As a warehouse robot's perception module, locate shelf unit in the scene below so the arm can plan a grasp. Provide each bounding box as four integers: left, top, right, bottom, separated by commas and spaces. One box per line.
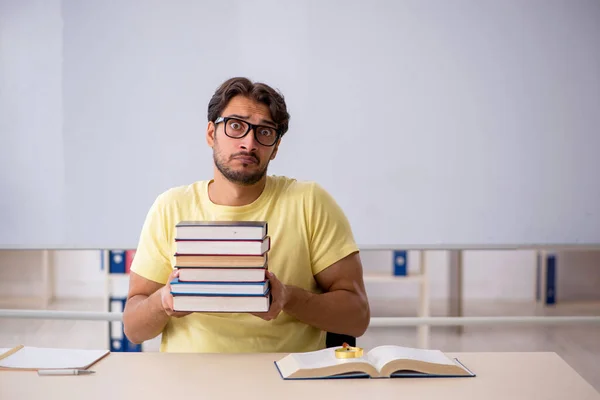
102, 249, 141, 352
101, 249, 430, 351
363, 250, 430, 349
0, 250, 55, 309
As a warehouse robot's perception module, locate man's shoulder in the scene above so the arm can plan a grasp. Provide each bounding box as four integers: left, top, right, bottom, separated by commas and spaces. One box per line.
269, 176, 342, 215
269, 175, 324, 198
152, 180, 207, 208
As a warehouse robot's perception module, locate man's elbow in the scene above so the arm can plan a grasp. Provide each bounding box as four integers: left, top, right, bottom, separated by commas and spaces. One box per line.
122, 313, 142, 345
123, 326, 142, 345
122, 303, 154, 345
350, 296, 371, 337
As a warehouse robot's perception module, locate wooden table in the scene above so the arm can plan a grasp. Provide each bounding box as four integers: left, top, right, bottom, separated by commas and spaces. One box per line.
1, 352, 598, 399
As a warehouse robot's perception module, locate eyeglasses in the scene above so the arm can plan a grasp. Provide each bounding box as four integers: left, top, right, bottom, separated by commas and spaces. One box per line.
215, 116, 280, 147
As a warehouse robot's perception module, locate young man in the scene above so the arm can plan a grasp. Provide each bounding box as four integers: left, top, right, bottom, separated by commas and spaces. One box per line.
123, 77, 370, 353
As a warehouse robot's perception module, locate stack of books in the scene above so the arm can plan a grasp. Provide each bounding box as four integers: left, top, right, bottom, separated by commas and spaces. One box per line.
170, 221, 271, 313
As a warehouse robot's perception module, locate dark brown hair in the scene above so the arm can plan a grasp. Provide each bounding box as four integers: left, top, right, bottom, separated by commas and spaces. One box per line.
207, 77, 290, 137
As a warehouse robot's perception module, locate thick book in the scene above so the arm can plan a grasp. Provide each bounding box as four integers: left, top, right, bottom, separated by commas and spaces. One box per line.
175, 236, 270, 256
175, 221, 268, 240
170, 277, 269, 295
275, 345, 475, 379
174, 253, 268, 268
177, 267, 267, 282
172, 290, 271, 312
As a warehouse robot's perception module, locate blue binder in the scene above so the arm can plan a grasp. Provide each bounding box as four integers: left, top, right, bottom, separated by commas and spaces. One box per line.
536, 252, 556, 305
393, 250, 407, 276
546, 255, 556, 305
109, 250, 126, 274
109, 297, 141, 352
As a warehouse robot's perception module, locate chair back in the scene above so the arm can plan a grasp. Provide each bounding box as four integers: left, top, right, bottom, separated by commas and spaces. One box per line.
325, 332, 356, 348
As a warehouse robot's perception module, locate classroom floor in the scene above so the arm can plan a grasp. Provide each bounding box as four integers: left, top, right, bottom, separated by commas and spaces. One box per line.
1, 297, 599, 392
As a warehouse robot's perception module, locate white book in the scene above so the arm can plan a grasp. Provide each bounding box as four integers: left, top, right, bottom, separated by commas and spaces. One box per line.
175, 221, 267, 240
177, 267, 266, 282
175, 236, 270, 255
0, 346, 109, 370
172, 291, 271, 313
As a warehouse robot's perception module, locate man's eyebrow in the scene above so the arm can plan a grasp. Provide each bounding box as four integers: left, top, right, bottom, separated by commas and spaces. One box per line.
259, 119, 277, 128
228, 114, 277, 128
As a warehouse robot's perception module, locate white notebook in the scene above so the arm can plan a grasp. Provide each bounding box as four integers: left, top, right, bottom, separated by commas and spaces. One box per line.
0, 345, 110, 370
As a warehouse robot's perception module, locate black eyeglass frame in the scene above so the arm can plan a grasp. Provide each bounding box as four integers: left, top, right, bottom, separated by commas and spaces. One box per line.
214, 116, 281, 147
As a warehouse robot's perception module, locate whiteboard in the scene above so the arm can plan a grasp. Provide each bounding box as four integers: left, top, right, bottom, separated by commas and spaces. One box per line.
1, 0, 600, 249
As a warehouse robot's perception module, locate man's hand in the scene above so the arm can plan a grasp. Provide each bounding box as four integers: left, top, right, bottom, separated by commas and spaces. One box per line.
252, 271, 290, 321
123, 269, 192, 344
160, 269, 192, 318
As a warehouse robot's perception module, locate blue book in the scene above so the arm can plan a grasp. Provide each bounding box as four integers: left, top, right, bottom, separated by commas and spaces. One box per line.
274, 345, 476, 380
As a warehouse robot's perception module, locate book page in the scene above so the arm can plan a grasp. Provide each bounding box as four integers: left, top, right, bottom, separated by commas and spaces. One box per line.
0, 347, 109, 369
367, 345, 454, 373
292, 347, 369, 370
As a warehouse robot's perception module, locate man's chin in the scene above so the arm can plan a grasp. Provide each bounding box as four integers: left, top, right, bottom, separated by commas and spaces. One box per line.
224, 171, 266, 186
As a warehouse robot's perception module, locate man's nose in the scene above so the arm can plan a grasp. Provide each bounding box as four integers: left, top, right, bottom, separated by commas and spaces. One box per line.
239, 128, 259, 151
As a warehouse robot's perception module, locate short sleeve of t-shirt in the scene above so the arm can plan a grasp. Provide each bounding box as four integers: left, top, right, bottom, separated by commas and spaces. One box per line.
129, 192, 174, 284
307, 183, 360, 275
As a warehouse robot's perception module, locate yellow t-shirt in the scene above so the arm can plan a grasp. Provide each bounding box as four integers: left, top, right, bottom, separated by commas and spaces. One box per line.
130, 175, 359, 353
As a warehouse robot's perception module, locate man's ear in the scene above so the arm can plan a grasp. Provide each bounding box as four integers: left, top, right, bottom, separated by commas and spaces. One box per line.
206, 121, 216, 147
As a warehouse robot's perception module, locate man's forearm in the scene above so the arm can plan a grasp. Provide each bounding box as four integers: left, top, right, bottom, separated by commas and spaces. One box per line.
123, 290, 169, 344
283, 286, 370, 338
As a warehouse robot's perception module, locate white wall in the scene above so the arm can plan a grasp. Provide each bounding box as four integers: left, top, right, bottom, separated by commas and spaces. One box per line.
0, 0, 66, 248
3, 0, 600, 250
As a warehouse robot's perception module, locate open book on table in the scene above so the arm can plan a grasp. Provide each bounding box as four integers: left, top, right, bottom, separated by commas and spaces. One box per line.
275, 345, 475, 379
